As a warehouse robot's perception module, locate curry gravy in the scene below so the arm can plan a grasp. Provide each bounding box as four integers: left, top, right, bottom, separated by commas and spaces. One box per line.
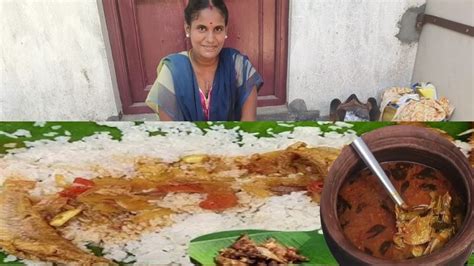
337, 161, 464, 260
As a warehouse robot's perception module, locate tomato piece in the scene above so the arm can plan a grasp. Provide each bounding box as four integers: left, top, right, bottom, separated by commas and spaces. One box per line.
156, 183, 206, 193
199, 191, 238, 210
59, 186, 90, 198
59, 177, 95, 198
72, 177, 95, 187
307, 179, 324, 194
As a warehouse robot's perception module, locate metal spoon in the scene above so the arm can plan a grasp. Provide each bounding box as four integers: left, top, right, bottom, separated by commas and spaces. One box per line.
351, 137, 409, 210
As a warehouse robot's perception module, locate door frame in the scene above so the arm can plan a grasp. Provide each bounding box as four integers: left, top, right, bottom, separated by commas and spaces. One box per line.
102, 0, 289, 114
259, 0, 289, 107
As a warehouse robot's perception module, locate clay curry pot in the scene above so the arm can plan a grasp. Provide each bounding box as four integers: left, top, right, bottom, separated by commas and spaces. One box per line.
320, 125, 473, 265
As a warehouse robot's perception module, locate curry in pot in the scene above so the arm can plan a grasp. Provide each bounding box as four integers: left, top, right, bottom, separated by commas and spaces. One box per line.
338, 161, 465, 260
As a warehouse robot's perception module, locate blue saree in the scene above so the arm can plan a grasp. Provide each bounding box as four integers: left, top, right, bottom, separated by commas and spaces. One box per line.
146, 48, 263, 121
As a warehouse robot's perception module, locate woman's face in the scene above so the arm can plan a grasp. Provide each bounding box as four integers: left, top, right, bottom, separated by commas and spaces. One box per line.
186, 7, 227, 60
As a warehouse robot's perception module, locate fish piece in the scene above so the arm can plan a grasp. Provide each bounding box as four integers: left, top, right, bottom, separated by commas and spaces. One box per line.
242, 142, 339, 177
230, 235, 260, 254
0, 186, 112, 265
423, 229, 453, 255
440, 192, 452, 224
261, 238, 308, 262
269, 185, 307, 195
215, 235, 308, 265
215, 255, 248, 265
394, 192, 458, 256
397, 212, 433, 245
255, 246, 286, 263
411, 245, 425, 257
33, 195, 69, 218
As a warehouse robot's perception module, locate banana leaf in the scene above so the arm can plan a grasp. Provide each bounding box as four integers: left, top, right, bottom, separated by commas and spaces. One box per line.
469, 255, 474, 265
0, 121, 472, 264
0, 122, 471, 155
188, 229, 337, 265
0, 122, 123, 154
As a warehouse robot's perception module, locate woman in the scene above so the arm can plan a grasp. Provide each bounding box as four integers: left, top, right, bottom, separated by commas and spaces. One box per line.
146, 0, 263, 121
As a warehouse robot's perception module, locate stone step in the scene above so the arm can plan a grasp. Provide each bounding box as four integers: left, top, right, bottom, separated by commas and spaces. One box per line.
117, 105, 321, 121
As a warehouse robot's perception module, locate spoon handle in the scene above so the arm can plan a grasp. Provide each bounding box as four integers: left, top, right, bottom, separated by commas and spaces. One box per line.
351, 137, 407, 208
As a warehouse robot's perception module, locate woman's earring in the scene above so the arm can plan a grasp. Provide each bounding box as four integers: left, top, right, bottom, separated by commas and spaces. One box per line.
186, 33, 190, 38
225, 35, 228, 39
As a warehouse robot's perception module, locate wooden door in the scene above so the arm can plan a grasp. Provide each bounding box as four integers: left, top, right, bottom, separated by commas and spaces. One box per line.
103, 0, 289, 114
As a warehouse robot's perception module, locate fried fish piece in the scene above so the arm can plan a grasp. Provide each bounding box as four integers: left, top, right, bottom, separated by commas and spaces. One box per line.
0, 186, 112, 265
215, 235, 308, 265
243, 142, 340, 177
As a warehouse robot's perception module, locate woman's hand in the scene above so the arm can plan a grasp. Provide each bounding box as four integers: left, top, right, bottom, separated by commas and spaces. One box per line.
241, 86, 258, 121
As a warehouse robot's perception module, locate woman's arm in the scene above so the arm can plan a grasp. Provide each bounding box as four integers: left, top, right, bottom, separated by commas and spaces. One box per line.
241, 86, 258, 121
158, 108, 174, 121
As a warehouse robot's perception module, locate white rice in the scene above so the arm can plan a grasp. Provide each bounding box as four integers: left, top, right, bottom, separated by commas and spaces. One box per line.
458, 128, 474, 136
454, 140, 472, 157
0, 132, 17, 139
2, 143, 17, 148
33, 121, 47, 127
3, 255, 18, 263
42, 132, 59, 137
12, 129, 32, 138
0, 122, 469, 264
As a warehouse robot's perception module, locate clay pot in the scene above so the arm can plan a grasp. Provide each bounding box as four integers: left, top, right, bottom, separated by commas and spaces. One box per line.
320, 125, 473, 265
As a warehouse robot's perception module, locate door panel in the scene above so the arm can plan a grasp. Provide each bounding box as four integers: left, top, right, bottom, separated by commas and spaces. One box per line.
103, 0, 288, 114
225, 0, 276, 97
118, 0, 188, 104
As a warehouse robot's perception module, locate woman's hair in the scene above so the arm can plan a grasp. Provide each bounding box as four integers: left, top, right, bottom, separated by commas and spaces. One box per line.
185, 0, 229, 26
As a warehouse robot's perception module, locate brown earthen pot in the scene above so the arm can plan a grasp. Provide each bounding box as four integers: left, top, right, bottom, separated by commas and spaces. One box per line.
320, 125, 473, 265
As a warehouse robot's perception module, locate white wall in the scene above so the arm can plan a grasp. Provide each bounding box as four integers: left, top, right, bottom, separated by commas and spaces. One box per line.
288, 0, 426, 116
412, 0, 474, 120
0, 0, 119, 121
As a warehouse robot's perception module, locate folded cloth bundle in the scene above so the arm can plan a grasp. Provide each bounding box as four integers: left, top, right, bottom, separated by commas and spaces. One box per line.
379, 85, 454, 122
392, 97, 454, 121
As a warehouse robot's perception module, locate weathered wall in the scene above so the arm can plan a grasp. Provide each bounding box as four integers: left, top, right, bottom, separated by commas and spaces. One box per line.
0, 0, 119, 121
412, 0, 473, 120
288, 0, 426, 117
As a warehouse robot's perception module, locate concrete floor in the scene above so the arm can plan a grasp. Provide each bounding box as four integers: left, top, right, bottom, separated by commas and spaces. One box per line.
120, 105, 323, 121
121, 113, 159, 121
